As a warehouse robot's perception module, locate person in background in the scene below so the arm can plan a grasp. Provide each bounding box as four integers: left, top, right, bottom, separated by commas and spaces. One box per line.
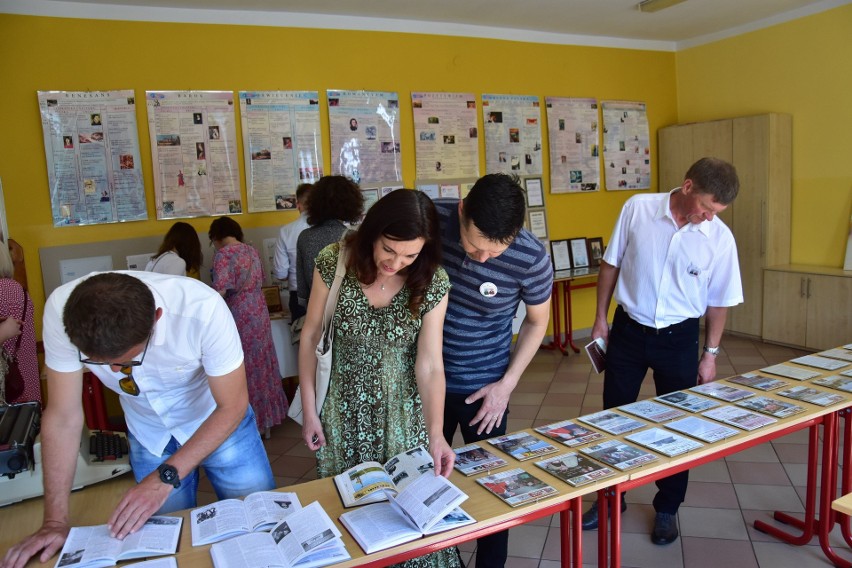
582, 157, 743, 545
145, 221, 203, 279
434, 173, 553, 568
296, 175, 363, 308
300, 190, 459, 568
209, 217, 288, 435
0, 242, 39, 405
273, 183, 313, 321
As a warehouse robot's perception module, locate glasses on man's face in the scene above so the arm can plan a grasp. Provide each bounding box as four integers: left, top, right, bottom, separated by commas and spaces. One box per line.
79, 334, 151, 397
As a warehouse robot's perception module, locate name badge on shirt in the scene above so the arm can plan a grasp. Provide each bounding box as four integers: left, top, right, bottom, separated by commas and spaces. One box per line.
479, 282, 498, 297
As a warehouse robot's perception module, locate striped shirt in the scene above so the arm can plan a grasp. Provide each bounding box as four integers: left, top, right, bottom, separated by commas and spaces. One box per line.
435, 200, 553, 394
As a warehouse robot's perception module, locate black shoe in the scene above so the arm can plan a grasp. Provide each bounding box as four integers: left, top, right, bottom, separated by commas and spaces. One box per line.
581, 497, 628, 531
651, 512, 679, 545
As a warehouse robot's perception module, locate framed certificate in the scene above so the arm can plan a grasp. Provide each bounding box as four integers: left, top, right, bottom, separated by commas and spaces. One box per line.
528, 210, 548, 240
587, 237, 604, 267
570, 238, 590, 268
524, 177, 544, 208
550, 240, 572, 271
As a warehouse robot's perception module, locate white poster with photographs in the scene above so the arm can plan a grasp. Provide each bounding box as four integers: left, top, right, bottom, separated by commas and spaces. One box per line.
545, 97, 601, 193
411, 92, 480, 181
328, 90, 401, 186
601, 100, 652, 191
146, 91, 241, 219
482, 94, 543, 176
239, 91, 324, 212
38, 90, 148, 227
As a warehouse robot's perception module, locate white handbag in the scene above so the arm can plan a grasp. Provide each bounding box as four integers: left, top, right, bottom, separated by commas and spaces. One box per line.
288, 244, 348, 426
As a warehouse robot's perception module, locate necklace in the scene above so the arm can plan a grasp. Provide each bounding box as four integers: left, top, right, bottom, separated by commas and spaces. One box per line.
361, 279, 386, 291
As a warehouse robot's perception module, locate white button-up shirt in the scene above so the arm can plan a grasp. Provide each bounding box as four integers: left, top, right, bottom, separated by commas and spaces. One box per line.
272, 213, 310, 289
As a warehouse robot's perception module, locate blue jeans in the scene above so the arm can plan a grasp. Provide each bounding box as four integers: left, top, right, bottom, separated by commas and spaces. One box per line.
128, 406, 275, 514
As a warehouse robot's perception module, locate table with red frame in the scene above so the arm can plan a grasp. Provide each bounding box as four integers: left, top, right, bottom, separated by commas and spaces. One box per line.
544, 268, 600, 355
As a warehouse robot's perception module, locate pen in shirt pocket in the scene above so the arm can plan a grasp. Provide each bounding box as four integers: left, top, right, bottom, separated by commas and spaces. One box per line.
687, 263, 700, 277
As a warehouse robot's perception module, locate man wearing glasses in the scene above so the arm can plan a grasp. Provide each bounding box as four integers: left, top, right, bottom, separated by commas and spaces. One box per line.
3, 272, 274, 568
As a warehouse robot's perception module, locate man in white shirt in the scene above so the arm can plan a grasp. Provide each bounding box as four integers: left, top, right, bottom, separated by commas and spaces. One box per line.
273, 183, 313, 321
582, 158, 743, 545
3, 272, 274, 568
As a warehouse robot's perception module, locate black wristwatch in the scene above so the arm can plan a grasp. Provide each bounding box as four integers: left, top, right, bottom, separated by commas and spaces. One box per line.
157, 463, 181, 488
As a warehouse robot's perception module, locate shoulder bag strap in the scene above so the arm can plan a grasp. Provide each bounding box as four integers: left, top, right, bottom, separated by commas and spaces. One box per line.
320, 243, 348, 329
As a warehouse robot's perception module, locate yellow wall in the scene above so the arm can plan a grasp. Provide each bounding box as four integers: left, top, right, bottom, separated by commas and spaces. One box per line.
0, 13, 677, 335
675, 4, 852, 267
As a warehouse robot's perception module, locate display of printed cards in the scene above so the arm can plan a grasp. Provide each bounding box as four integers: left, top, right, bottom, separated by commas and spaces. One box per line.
702, 406, 777, 431
789, 355, 849, 371
476, 468, 559, 507
579, 440, 658, 471
813, 375, 852, 393
487, 432, 558, 461
760, 364, 821, 381
725, 373, 788, 391
618, 400, 685, 423
665, 416, 740, 443
655, 391, 721, 412
690, 383, 755, 402
534, 452, 616, 487
625, 428, 704, 457
577, 410, 645, 435
453, 444, 508, 476
735, 396, 806, 418
534, 420, 604, 447
818, 349, 852, 363
776, 385, 846, 407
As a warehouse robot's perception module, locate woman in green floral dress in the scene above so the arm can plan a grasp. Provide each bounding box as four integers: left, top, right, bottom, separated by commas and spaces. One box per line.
299, 189, 460, 568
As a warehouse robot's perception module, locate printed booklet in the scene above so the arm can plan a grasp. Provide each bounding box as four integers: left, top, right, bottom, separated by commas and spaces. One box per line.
618, 400, 685, 423
760, 364, 821, 381
190, 492, 301, 546
579, 440, 658, 471
690, 383, 755, 403
584, 337, 607, 374
333, 445, 435, 507
725, 373, 789, 391
625, 427, 704, 457
813, 375, 852, 393
476, 468, 559, 507
776, 385, 846, 407
339, 473, 473, 554
534, 452, 616, 487
210, 502, 349, 568
817, 349, 852, 363
655, 391, 721, 413
702, 406, 778, 431
534, 420, 604, 447
453, 444, 508, 476
486, 432, 559, 461
664, 416, 740, 443
577, 410, 645, 435
53, 516, 182, 568
789, 355, 849, 371
735, 396, 806, 418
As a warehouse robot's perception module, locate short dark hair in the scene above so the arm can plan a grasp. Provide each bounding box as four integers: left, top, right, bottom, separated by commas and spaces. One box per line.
157, 221, 203, 272
305, 175, 364, 226
295, 183, 313, 204
462, 173, 526, 244
208, 216, 244, 243
685, 157, 740, 205
63, 273, 155, 359
345, 190, 441, 316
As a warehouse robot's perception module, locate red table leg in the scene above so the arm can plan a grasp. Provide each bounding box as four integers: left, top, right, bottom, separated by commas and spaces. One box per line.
543, 281, 570, 355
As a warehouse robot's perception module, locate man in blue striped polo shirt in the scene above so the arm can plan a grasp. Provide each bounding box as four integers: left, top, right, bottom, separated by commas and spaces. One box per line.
435, 174, 553, 568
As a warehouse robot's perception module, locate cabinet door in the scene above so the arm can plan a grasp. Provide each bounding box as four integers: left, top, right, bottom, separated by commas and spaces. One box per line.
658, 125, 694, 193
806, 275, 852, 350
762, 271, 807, 346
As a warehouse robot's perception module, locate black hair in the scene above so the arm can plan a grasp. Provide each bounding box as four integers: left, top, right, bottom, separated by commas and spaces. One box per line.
461, 173, 526, 244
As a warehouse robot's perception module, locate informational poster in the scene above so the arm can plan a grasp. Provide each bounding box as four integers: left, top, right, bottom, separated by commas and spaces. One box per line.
601, 101, 651, 191
411, 92, 480, 181
545, 97, 601, 193
482, 94, 543, 176
239, 91, 324, 212
38, 90, 148, 226
146, 91, 241, 219
327, 90, 401, 185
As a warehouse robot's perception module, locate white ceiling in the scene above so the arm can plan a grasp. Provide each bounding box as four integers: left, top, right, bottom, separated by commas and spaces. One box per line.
3, 0, 848, 50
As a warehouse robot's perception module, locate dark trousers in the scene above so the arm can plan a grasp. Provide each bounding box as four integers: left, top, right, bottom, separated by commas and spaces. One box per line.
289, 291, 306, 321
444, 392, 509, 568
604, 305, 699, 515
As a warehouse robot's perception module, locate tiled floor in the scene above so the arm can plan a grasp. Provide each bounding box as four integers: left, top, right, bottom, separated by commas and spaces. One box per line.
199, 333, 852, 568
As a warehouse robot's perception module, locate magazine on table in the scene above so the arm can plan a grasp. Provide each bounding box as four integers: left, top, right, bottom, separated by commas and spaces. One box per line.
817, 348, 852, 363
190, 492, 302, 546
789, 355, 849, 371
725, 373, 789, 391
339, 473, 473, 554
333, 445, 435, 507
453, 444, 509, 476
760, 363, 821, 381
53, 516, 181, 568
534, 419, 604, 447
735, 396, 806, 418
619, 400, 685, 423
124, 559, 178, 568
691, 382, 755, 402
702, 406, 778, 431
813, 375, 852, 393
577, 410, 645, 435
843, 369, 852, 378
579, 439, 658, 471
664, 416, 740, 443
655, 391, 721, 413
534, 452, 616, 487
476, 468, 559, 507
625, 427, 704, 457
486, 432, 559, 461
776, 385, 846, 407
210, 502, 349, 568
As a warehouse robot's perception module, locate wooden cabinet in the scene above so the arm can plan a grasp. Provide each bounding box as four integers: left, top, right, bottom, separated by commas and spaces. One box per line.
658, 113, 791, 337
763, 265, 852, 350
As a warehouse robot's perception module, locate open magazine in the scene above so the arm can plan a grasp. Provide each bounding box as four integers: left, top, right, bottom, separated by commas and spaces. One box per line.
210, 502, 349, 568
190, 491, 301, 546
53, 516, 181, 568
334, 445, 434, 507
339, 472, 473, 554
